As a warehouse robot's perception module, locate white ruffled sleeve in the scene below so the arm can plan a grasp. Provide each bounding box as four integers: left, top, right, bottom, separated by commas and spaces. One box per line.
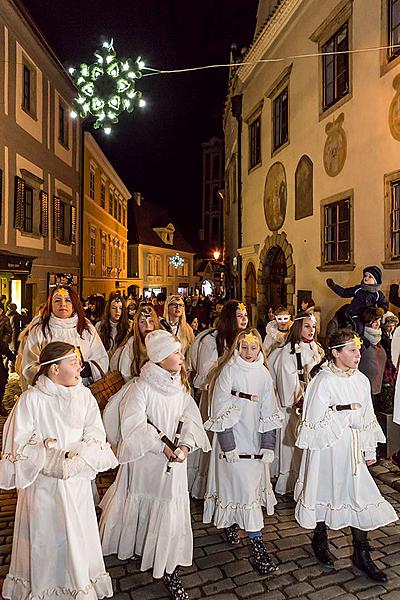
194, 333, 218, 390
258, 371, 284, 432
118, 337, 135, 382
179, 395, 211, 452
359, 392, 386, 456
102, 380, 134, 446
296, 374, 348, 450
0, 390, 46, 490
203, 364, 243, 432
20, 324, 44, 389
86, 323, 109, 381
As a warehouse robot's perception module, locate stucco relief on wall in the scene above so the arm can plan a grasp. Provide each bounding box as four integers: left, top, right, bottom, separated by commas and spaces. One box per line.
323, 112, 347, 177
389, 74, 400, 141
295, 155, 313, 220
263, 161, 287, 231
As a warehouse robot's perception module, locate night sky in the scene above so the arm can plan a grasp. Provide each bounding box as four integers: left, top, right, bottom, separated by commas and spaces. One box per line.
23, 0, 259, 246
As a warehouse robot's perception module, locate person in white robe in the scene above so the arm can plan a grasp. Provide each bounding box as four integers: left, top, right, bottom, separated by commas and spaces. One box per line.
100, 330, 210, 600
203, 328, 283, 575
0, 341, 118, 600
21, 286, 108, 390
270, 313, 324, 495
95, 293, 131, 363
295, 329, 397, 582
187, 300, 248, 498
262, 306, 292, 356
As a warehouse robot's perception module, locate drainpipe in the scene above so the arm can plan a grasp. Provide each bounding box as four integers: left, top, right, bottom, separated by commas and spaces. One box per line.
231, 93, 243, 298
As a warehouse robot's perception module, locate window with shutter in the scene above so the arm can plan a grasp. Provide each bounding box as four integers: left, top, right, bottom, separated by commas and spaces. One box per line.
70, 206, 76, 244
53, 195, 61, 240
0, 169, 2, 225
14, 176, 25, 230
40, 190, 49, 236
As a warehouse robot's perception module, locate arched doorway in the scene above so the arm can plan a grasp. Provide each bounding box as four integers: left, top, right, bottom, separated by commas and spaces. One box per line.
263, 246, 287, 308
245, 262, 257, 325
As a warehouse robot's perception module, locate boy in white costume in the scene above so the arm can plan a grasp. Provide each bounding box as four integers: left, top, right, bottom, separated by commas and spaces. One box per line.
295, 329, 397, 582
270, 313, 324, 495
100, 329, 210, 600
203, 329, 283, 575
0, 341, 118, 600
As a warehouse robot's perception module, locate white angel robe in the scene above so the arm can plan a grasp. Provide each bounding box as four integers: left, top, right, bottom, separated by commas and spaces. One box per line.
203, 352, 283, 532
99, 361, 210, 579
390, 326, 400, 424
271, 341, 322, 495
262, 321, 289, 356
118, 336, 136, 382
0, 375, 118, 600
294, 366, 398, 530
21, 314, 109, 389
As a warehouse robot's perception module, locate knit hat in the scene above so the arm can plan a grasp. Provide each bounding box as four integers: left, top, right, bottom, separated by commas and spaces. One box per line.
382, 311, 399, 327
145, 329, 181, 363
363, 265, 382, 285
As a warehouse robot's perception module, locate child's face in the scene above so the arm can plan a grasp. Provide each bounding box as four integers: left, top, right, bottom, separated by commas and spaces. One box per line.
49, 355, 83, 387
159, 349, 184, 372
301, 318, 316, 341
239, 340, 260, 362
275, 313, 291, 331
363, 272, 376, 285
236, 309, 248, 330
333, 344, 361, 370
138, 314, 155, 337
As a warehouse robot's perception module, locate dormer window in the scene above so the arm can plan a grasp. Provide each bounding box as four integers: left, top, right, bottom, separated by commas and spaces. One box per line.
153, 222, 175, 245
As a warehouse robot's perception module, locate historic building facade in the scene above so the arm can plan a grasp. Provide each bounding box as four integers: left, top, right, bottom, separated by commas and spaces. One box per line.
82, 132, 131, 298
225, 0, 400, 330
0, 0, 81, 314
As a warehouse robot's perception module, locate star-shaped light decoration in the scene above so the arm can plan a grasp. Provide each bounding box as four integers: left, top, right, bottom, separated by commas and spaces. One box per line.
69, 39, 146, 134
169, 253, 185, 269
243, 332, 258, 344
237, 302, 246, 312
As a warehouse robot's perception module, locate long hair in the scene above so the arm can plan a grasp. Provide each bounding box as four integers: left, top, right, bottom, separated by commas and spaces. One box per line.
32, 341, 76, 385
310, 328, 356, 379
163, 295, 194, 355
130, 304, 161, 378
285, 312, 315, 354
87, 294, 106, 323
216, 299, 245, 357
207, 328, 266, 406
98, 292, 130, 351
39, 286, 90, 339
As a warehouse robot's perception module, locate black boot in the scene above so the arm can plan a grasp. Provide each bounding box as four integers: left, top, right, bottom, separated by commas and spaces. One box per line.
225, 523, 240, 545
312, 522, 334, 566
164, 568, 189, 600
249, 535, 278, 575
351, 528, 387, 582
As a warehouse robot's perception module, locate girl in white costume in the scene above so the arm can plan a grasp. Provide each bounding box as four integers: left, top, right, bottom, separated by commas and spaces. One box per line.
188, 300, 248, 498
0, 341, 118, 600
203, 329, 283, 575
262, 306, 292, 356
21, 286, 108, 390
270, 313, 323, 495
295, 329, 397, 582
100, 330, 210, 600
162, 295, 194, 358
96, 292, 131, 365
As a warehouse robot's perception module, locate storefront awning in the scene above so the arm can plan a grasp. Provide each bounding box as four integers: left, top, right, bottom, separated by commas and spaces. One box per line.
0, 251, 36, 274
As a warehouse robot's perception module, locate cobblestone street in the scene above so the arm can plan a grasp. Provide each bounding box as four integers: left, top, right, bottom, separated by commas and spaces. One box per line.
1, 418, 400, 600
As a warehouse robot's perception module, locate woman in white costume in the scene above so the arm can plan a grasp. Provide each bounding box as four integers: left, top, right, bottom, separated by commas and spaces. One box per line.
162, 295, 194, 358
295, 329, 397, 582
203, 328, 283, 575
96, 292, 131, 366
21, 286, 108, 390
187, 300, 248, 498
270, 313, 324, 495
100, 330, 210, 600
0, 341, 118, 600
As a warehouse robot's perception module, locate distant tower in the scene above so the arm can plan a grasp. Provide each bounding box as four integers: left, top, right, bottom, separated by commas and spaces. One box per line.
199, 137, 224, 252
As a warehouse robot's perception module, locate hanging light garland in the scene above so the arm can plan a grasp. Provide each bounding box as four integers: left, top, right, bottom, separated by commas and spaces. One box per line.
69, 39, 145, 134
169, 252, 185, 269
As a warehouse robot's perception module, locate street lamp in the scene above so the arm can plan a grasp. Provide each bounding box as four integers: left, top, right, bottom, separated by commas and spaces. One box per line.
213, 249, 220, 261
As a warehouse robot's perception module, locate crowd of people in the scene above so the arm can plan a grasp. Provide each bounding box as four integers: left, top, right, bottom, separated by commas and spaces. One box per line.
0, 263, 400, 600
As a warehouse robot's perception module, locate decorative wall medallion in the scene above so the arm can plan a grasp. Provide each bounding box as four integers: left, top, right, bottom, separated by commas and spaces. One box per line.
323, 112, 347, 177
389, 74, 400, 141
263, 162, 287, 231
295, 155, 313, 220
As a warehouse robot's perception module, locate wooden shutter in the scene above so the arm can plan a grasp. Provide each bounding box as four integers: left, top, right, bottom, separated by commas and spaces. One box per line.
39, 190, 49, 236
14, 176, 25, 230
0, 169, 2, 225
53, 195, 61, 240
70, 205, 76, 244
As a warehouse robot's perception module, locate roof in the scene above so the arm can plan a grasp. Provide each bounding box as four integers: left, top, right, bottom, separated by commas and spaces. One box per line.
128, 200, 195, 254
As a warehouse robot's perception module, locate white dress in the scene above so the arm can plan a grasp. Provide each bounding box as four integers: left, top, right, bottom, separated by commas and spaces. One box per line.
99, 361, 210, 579
294, 366, 397, 530
390, 326, 400, 424
118, 336, 135, 382
270, 341, 322, 495
262, 321, 289, 355
21, 315, 109, 389
0, 375, 118, 600
203, 352, 283, 532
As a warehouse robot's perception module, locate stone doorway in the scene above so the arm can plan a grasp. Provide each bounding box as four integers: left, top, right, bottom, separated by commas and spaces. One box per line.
257, 232, 295, 319
263, 246, 287, 308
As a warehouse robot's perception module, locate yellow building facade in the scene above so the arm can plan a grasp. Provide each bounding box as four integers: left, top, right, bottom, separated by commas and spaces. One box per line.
83, 132, 134, 298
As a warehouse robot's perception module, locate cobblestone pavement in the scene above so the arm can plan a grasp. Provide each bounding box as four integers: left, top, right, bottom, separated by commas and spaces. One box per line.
1, 416, 400, 599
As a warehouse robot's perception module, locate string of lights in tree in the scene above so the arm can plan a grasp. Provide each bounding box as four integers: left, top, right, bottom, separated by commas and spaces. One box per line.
169, 252, 185, 269
69, 39, 146, 134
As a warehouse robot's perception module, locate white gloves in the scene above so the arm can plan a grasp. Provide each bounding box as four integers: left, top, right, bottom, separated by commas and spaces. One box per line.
225, 449, 240, 463
63, 455, 86, 479
42, 448, 86, 479
260, 449, 275, 464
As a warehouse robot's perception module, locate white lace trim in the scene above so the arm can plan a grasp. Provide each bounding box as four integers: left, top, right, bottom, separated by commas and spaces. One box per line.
260, 411, 283, 423
4, 571, 110, 599
1, 433, 41, 463
81, 437, 111, 451
300, 411, 332, 430
207, 405, 241, 424
296, 494, 389, 513
204, 487, 274, 511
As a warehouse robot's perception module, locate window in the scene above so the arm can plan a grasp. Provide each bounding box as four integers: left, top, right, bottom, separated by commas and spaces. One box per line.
100, 182, 106, 208
322, 24, 349, 110
388, 0, 400, 61
24, 186, 33, 233
113, 197, 118, 220
23, 65, 30, 112
168, 259, 173, 277
273, 88, 288, 151
122, 206, 126, 226
249, 117, 261, 168
109, 241, 113, 268
155, 255, 161, 276
89, 171, 95, 200
390, 179, 400, 258
14, 174, 47, 236
147, 255, 154, 276
90, 227, 96, 265
58, 103, 68, 147
323, 198, 351, 264
101, 237, 106, 272
21, 59, 36, 118
118, 200, 122, 222
53, 195, 73, 244
109, 190, 114, 214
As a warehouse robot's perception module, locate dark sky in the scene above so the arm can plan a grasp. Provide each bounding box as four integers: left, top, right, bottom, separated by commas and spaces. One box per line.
23, 0, 258, 243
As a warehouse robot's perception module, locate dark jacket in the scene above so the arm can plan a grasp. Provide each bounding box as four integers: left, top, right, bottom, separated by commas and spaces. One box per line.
330, 283, 388, 316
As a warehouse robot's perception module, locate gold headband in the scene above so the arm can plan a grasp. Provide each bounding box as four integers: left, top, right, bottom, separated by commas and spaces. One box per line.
242, 332, 258, 344
329, 336, 362, 350
54, 287, 70, 298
